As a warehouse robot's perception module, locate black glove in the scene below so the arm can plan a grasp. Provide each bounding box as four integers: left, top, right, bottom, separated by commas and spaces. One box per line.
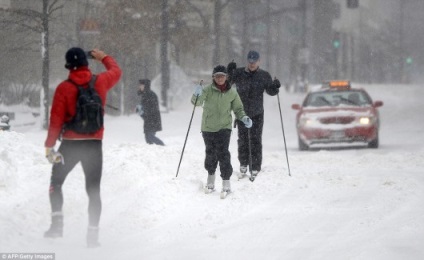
227, 61, 237, 75
272, 78, 281, 89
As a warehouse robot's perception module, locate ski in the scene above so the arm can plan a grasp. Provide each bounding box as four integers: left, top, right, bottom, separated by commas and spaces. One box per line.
236, 171, 258, 182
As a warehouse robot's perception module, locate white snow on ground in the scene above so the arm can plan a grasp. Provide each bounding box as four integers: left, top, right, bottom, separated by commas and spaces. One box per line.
1, 83, 423, 260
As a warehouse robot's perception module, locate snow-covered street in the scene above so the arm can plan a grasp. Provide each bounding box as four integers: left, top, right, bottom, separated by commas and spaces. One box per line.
1, 83, 424, 260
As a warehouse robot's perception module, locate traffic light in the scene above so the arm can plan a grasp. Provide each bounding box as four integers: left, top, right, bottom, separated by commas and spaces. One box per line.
333, 40, 340, 49
347, 0, 359, 9
333, 32, 341, 49
406, 57, 413, 65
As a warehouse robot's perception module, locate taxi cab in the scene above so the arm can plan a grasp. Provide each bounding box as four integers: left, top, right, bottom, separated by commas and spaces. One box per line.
291, 80, 383, 150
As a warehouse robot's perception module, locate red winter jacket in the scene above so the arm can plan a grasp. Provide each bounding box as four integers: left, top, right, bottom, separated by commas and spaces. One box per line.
44, 56, 122, 147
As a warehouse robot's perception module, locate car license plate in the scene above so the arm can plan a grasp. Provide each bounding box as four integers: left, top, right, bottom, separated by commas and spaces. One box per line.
330, 130, 345, 139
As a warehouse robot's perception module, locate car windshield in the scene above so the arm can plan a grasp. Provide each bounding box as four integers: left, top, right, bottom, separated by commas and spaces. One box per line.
303, 90, 371, 107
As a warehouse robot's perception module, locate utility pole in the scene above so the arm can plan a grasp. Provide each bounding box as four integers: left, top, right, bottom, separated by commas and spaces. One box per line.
161, 0, 170, 109
333, 31, 340, 79
399, 0, 404, 83
300, 0, 308, 84
266, 0, 271, 70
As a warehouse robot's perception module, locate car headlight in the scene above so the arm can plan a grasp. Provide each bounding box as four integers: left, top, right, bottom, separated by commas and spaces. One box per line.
299, 117, 314, 127
359, 117, 375, 125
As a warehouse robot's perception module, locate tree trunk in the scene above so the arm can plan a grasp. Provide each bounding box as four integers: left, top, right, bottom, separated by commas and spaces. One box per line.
161, 0, 170, 110
212, 0, 222, 66
42, 0, 50, 129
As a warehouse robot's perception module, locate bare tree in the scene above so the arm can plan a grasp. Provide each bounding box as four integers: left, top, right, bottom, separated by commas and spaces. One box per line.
211, 0, 230, 66
101, 0, 211, 108
0, 0, 64, 128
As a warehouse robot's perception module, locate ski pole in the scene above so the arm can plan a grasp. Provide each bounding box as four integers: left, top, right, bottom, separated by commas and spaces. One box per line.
106, 103, 119, 111
247, 128, 255, 182
277, 92, 292, 176
175, 80, 203, 178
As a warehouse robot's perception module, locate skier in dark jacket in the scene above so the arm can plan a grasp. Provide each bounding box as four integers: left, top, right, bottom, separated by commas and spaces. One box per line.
136, 79, 164, 146
227, 50, 281, 179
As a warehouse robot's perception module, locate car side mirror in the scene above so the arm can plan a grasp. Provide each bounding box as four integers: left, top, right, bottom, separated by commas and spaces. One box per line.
373, 101, 383, 107
291, 104, 301, 110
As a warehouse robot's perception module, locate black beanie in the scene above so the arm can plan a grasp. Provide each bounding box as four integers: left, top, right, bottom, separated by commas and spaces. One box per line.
65, 47, 88, 70
139, 79, 151, 88
212, 65, 227, 76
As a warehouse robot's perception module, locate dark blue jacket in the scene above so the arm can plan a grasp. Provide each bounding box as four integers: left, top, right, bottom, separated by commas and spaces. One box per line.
228, 67, 279, 117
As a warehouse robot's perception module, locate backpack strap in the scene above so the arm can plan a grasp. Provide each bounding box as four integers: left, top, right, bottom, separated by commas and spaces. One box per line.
88, 75, 97, 89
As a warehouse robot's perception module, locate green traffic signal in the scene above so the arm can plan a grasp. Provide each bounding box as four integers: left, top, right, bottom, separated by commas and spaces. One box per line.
333, 40, 340, 48
406, 57, 413, 64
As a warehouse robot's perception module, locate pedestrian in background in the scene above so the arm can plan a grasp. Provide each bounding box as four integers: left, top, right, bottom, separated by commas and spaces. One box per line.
136, 79, 165, 146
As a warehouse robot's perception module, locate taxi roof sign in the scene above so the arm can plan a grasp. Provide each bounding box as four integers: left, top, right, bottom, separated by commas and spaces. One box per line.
323, 80, 351, 89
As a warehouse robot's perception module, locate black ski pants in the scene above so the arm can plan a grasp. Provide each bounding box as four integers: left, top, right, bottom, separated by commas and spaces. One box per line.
202, 129, 233, 180
49, 140, 103, 227
236, 113, 264, 172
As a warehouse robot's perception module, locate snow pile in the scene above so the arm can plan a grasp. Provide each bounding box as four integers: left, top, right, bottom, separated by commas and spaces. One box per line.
0, 131, 43, 190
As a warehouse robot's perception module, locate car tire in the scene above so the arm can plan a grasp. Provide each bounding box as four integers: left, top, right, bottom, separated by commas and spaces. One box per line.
368, 134, 379, 148
298, 137, 309, 151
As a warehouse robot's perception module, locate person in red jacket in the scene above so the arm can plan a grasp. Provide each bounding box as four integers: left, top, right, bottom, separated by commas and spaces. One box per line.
43, 47, 121, 248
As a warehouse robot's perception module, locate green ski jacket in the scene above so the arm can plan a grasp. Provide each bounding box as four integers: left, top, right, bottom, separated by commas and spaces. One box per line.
191, 82, 246, 132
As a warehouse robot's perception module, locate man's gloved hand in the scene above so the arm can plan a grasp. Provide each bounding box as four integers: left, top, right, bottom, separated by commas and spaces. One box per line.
135, 104, 144, 117
241, 116, 253, 128
272, 78, 281, 89
45, 147, 64, 164
193, 85, 203, 97
227, 61, 237, 75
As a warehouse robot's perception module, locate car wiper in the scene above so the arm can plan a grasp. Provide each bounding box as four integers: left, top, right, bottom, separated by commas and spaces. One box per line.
318, 97, 331, 105
340, 97, 357, 105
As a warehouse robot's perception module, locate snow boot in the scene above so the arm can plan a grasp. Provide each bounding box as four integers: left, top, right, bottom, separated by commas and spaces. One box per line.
238, 165, 248, 179
222, 180, 231, 193
207, 174, 216, 189
44, 212, 63, 238
249, 170, 260, 182
220, 180, 231, 199
87, 226, 100, 248
240, 165, 247, 173
204, 174, 216, 193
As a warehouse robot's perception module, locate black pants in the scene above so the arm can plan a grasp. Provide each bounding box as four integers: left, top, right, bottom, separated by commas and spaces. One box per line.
202, 129, 233, 180
236, 113, 264, 172
49, 140, 103, 227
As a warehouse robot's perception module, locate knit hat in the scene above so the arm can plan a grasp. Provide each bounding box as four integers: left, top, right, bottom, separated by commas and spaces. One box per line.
139, 79, 151, 87
65, 47, 88, 70
247, 50, 260, 63
212, 65, 227, 76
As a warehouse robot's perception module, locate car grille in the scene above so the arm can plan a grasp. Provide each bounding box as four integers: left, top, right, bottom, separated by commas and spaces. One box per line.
320, 117, 355, 124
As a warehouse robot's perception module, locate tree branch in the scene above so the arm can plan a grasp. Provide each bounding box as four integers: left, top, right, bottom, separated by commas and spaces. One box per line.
182, 0, 210, 29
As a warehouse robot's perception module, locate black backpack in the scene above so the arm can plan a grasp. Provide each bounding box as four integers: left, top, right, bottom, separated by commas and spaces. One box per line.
66, 75, 104, 133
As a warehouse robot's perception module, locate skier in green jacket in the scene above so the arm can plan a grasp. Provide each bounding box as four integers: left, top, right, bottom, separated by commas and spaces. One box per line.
191, 65, 252, 197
